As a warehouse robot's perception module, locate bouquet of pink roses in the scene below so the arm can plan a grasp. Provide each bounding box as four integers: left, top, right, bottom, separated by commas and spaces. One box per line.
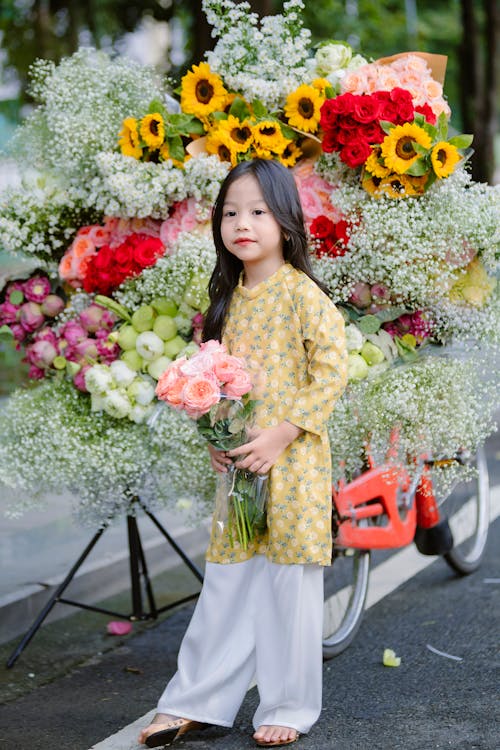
155, 340, 268, 548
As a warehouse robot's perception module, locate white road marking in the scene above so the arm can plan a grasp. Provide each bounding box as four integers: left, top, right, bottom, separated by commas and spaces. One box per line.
89, 485, 500, 750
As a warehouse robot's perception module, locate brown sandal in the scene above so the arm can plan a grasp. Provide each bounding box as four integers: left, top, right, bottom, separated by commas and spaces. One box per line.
144, 719, 209, 747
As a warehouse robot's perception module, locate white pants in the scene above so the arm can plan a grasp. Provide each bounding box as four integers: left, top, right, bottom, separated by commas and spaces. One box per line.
157, 555, 324, 733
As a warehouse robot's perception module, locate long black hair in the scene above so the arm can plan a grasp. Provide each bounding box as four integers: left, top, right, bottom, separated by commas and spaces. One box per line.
202, 159, 330, 342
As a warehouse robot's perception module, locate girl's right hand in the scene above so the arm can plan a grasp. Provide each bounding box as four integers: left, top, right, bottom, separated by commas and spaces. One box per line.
207, 444, 233, 473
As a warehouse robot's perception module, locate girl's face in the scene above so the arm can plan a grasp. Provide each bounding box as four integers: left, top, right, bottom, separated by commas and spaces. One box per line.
220, 174, 284, 269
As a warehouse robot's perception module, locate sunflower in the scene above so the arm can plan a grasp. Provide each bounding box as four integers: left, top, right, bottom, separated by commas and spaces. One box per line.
379, 173, 419, 199
279, 140, 302, 167
181, 62, 228, 120
284, 84, 325, 133
361, 173, 383, 197
311, 78, 332, 96
118, 117, 142, 159
206, 127, 237, 165
140, 113, 165, 150
405, 173, 429, 195
381, 122, 432, 174
431, 141, 461, 178
252, 121, 289, 154
219, 115, 253, 153
364, 147, 390, 178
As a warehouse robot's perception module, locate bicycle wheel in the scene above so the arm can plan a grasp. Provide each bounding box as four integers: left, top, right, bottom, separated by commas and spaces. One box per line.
442, 446, 490, 575
322, 546, 370, 659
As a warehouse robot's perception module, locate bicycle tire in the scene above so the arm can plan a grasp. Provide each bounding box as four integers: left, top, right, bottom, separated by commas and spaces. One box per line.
322, 546, 370, 659
443, 446, 490, 575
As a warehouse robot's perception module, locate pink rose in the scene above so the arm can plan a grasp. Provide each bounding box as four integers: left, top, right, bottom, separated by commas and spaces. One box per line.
199, 340, 226, 355
183, 376, 221, 416
28, 365, 46, 380
223, 370, 252, 398
213, 354, 247, 384
155, 359, 187, 401
88, 225, 111, 247
180, 350, 216, 377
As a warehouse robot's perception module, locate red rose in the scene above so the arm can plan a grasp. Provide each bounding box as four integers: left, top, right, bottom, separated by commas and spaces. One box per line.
340, 138, 372, 168
362, 121, 385, 144
352, 95, 383, 124
319, 100, 339, 130
331, 92, 356, 116
93, 245, 113, 271
310, 215, 336, 240
389, 87, 414, 123
114, 242, 136, 273
336, 127, 359, 145
333, 220, 350, 247
133, 237, 164, 268
415, 103, 436, 125
321, 130, 340, 153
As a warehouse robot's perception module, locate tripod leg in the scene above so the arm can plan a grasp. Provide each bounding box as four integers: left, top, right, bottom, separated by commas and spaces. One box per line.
139, 504, 204, 583
127, 516, 158, 618
6, 526, 106, 669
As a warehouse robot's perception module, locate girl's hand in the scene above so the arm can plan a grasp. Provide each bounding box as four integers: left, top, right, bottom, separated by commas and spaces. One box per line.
207, 443, 233, 473
227, 422, 302, 475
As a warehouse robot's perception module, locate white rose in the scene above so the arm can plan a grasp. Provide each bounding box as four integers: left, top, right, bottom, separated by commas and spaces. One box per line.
102, 389, 132, 419
315, 42, 352, 77
345, 53, 368, 71
84, 364, 114, 395
110, 360, 137, 387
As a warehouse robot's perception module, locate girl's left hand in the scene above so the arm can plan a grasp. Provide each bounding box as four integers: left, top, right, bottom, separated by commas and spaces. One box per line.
227, 422, 302, 475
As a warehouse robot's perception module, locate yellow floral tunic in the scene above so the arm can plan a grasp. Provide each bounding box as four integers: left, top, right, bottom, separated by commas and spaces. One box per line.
206, 263, 347, 566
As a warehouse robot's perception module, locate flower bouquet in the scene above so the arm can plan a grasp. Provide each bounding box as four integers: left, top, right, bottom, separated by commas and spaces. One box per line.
155, 340, 268, 548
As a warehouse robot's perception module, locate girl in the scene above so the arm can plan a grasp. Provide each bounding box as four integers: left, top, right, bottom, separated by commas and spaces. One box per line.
139, 159, 347, 748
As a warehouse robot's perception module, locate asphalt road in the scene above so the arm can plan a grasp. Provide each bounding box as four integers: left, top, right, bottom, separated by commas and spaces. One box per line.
1, 432, 499, 750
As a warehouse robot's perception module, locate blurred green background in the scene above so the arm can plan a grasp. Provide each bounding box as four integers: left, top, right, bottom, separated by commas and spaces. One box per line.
0, 0, 498, 394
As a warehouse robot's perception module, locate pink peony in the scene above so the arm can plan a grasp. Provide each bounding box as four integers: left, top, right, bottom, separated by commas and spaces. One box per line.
73, 338, 99, 361
183, 376, 221, 416
28, 365, 46, 380
10, 323, 26, 343
23, 276, 51, 303
73, 365, 90, 392
27, 339, 58, 369
19, 302, 44, 332
60, 320, 87, 345
41, 294, 65, 317
34, 327, 58, 346
79, 304, 106, 333
0, 300, 20, 324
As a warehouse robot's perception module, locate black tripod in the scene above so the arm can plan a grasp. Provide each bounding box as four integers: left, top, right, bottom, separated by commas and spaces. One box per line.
6, 498, 204, 668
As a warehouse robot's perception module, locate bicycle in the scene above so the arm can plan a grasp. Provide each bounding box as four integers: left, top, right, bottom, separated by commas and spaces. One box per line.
322, 442, 490, 658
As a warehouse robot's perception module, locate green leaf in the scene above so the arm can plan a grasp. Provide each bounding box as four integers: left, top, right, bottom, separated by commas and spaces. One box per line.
375, 306, 409, 323
422, 122, 437, 140
0, 324, 14, 340
406, 158, 429, 176
229, 97, 252, 120
251, 99, 269, 119
414, 112, 425, 126
212, 111, 229, 122
448, 134, 473, 149
394, 337, 419, 362
412, 142, 430, 156
168, 135, 185, 162
357, 315, 381, 334
437, 112, 448, 140
185, 118, 205, 135
147, 99, 168, 119
94, 295, 131, 322
325, 85, 336, 99
280, 124, 296, 140
379, 119, 395, 135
